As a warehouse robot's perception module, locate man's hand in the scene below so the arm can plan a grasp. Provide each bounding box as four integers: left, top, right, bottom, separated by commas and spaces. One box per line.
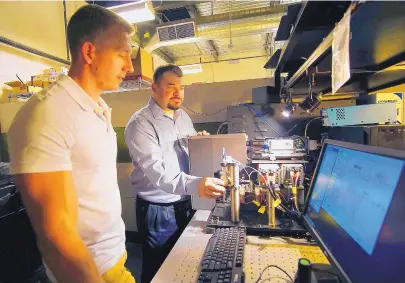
197, 130, 210, 136
198, 177, 225, 198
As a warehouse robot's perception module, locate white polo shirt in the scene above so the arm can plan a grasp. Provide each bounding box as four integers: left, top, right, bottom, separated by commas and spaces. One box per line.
7, 75, 125, 280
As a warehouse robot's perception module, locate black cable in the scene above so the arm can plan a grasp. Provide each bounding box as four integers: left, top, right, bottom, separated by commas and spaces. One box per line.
255, 265, 293, 283
182, 103, 232, 116
304, 117, 322, 138
282, 119, 308, 137
259, 277, 291, 283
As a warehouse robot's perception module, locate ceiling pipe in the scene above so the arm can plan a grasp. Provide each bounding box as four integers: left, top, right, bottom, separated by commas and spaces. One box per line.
0, 36, 70, 65
196, 4, 288, 26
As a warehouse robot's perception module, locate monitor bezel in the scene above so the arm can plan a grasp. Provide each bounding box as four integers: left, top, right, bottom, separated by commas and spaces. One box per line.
302, 139, 405, 283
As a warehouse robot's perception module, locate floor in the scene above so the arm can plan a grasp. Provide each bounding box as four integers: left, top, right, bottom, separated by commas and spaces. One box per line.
125, 242, 143, 283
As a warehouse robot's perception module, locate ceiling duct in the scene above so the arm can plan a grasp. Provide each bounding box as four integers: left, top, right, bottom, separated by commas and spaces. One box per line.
157, 22, 196, 42
145, 4, 287, 53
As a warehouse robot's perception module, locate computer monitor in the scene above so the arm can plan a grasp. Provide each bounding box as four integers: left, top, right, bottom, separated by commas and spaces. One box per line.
303, 139, 405, 283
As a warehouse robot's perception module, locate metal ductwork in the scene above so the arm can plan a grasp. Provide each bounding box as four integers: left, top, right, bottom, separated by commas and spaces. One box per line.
197, 16, 281, 40
196, 4, 288, 26
145, 4, 287, 53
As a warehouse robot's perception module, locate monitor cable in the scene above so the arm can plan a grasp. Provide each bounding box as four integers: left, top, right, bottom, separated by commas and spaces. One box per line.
254, 265, 293, 283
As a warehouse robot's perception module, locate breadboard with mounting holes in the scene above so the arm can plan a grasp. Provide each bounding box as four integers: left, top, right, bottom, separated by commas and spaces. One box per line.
152, 233, 329, 283
244, 237, 329, 283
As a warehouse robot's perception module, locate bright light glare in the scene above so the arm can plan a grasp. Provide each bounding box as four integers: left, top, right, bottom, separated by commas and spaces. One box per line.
180, 64, 203, 74
282, 110, 291, 118
109, 1, 155, 24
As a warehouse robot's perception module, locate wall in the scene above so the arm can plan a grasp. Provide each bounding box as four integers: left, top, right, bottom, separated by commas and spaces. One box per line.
0, 0, 85, 61
0, 0, 86, 100
102, 77, 272, 126
180, 57, 272, 85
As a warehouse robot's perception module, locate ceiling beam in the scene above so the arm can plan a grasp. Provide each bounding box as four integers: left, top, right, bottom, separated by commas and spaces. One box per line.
155, 13, 164, 24
194, 42, 203, 56
186, 4, 199, 18
207, 40, 219, 62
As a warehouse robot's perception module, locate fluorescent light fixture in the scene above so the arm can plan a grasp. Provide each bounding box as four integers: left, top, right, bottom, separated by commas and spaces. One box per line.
109, 1, 155, 24
179, 64, 203, 75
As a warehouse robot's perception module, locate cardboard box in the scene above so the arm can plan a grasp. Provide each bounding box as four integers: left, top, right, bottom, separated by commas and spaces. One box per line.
188, 133, 248, 210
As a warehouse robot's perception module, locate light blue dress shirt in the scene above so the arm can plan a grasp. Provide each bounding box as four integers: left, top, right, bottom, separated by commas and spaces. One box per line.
124, 97, 201, 203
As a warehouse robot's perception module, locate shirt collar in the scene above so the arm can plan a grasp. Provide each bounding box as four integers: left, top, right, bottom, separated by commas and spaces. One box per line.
57, 74, 112, 121
57, 74, 100, 112
148, 97, 181, 120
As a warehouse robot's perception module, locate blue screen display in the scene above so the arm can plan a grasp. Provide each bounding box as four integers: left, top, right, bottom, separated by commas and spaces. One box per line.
305, 143, 405, 283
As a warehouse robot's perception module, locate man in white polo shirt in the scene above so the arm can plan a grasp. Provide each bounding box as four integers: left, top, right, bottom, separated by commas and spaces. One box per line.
7, 5, 135, 283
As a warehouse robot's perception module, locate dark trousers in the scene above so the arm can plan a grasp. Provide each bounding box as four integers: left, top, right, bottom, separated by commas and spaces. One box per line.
136, 196, 194, 283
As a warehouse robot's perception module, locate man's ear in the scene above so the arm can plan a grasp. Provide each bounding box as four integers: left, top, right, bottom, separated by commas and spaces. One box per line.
151, 83, 158, 92
81, 42, 96, 64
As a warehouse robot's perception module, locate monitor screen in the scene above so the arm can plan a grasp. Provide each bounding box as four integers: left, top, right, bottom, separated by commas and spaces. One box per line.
304, 141, 405, 283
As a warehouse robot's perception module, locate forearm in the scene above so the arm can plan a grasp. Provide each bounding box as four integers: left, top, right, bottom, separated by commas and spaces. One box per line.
151, 170, 201, 196
37, 229, 103, 283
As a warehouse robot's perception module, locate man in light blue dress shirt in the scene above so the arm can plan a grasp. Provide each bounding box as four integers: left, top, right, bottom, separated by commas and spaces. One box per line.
124, 65, 225, 283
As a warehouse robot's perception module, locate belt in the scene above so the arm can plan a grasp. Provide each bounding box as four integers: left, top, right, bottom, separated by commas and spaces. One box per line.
137, 195, 191, 208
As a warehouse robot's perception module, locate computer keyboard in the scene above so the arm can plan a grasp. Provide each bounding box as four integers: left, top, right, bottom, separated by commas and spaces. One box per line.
197, 227, 246, 283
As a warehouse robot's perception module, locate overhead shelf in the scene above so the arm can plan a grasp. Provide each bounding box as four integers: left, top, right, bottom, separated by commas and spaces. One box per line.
278, 1, 405, 96
102, 78, 152, 94
265, 1, 350, 73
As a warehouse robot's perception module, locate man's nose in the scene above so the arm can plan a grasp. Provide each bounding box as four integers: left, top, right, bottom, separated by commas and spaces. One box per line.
125, 55, 134, 73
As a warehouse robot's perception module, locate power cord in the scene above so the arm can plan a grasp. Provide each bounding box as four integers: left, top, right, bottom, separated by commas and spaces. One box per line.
216, 121, 228, 134
304, 117, 322, 138
282, 119, 310, 137
255, 265, 294, 283
182, 103, 240, 116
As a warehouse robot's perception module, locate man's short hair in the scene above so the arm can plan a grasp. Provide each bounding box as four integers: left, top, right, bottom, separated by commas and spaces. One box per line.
67, 4, 134, 61
153, 65, 183, 84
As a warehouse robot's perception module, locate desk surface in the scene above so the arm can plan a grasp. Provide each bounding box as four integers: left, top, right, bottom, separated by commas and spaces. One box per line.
152, 210, 329, 283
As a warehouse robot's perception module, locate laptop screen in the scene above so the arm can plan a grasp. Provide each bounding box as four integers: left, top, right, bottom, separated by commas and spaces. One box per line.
304, 141, 405, 283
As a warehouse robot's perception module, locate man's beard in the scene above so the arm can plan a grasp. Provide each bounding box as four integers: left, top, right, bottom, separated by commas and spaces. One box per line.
167, 101, 181, 110
167, 104, 180, 111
